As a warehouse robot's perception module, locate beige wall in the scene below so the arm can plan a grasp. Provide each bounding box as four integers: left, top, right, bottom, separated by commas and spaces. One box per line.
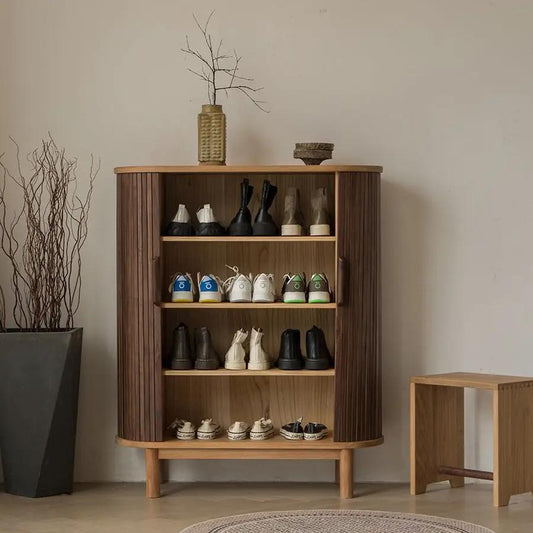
1, 0, 533, 483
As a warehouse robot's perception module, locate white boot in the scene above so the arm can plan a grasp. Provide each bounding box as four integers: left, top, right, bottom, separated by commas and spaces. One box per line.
248, 327, 270, 370
225, 329, 248, 370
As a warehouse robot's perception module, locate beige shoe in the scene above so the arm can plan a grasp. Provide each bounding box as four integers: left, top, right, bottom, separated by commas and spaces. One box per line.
225, 329, 248, 370
197, 419, 221, 440
227, 421, 251, 440
250, 418, 274, 440
248, 328, 270, 370
310, 187, 330, 236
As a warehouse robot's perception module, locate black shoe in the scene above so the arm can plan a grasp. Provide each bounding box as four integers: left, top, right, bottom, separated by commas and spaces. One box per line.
253, 180, 278, 235
303, 422, 328, 440
280, 417, 304, 440
166, 204, 195, 236
196, 204, 226, 236
228, 179, 254, 236
277, 329, 304, 370
305, 326, 331, 370
169, 323, 193, 370
194, 326, 219, 370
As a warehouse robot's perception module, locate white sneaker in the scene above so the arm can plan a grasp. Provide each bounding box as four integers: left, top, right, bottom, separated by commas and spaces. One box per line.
250, 418, 274, 440
167, 418, 197, 440
248, 327, 270, 370
169, 273, 195, 303
225, 329, 248, 370
196, 419, 221, 440
197, 273, 224, 303
227, 421, 251, 441
252, 273, 276, 303
223, 265, 252, 303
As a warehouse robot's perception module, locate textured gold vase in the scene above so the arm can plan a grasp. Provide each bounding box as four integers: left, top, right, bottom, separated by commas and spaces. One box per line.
198, 104, 226, 165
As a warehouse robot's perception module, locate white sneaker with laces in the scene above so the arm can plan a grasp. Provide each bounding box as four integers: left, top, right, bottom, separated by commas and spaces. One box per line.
197, 273, 224, 303
248, 327, 270, 370
250, 418, 274, 440
169, 273, 195, 303
196, 419, 221, 440
225, 329, 248, 370
227, 421, 251, 440
252, 273, 276, 303
167, 418, 197, 440
223, 265, 252, 303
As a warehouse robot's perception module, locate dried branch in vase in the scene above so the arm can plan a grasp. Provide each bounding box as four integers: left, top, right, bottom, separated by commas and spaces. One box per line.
181, 11, 268, 112
0, 135, 99, 331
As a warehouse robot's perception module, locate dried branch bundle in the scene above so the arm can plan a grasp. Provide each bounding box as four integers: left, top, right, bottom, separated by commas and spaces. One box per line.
0, 135, 98, 331
181, 11, 268, 112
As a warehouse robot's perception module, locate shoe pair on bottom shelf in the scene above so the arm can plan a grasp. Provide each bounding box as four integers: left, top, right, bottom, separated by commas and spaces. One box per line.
169, 324, 219, 370
227, 418, 274, 441
225, 328, 271, 370
280, 417, 328, 441
168, 418, 221, 440
278, 326, 332, 370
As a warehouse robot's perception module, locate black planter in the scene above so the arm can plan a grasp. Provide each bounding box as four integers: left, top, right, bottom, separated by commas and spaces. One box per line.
0, 328, 82, 497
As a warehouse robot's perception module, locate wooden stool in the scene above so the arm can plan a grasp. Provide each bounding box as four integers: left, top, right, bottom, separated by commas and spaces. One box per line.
410, 372, 533, 507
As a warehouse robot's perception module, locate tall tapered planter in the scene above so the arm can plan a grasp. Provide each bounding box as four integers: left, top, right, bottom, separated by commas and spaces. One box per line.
0, 328, 83, 497
198, 104, 226, 165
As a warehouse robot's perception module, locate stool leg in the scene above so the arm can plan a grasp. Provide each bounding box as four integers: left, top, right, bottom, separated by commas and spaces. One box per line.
493, 385, 533, 507
145, 448, 160, 498
339, 449, 354, 499
334, 459, 340, 485
410, 383, 464, 495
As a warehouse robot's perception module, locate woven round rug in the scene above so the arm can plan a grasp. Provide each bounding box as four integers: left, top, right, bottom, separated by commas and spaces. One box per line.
180, 510, 494, 533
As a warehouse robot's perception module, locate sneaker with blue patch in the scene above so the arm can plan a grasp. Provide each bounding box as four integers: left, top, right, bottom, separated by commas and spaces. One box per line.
169, 273, 195, 303
197, 273, 224, 303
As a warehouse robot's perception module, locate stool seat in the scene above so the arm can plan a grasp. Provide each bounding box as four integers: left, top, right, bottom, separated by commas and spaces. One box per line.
410, 372, 533, 507
411, 372, 533, 390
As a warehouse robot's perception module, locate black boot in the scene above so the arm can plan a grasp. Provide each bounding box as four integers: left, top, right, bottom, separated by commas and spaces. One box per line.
277, 329, 304, 370
169, 323, 193, 370
305, 326, 331, 370
228, 179, 254, 236
253, 180, 278, 235
194, 327, 219, 370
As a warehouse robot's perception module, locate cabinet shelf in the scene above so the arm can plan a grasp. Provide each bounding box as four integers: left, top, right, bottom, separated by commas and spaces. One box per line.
158, 302, 336, 309
161, 236, 336, 243
163, 368, 335, 377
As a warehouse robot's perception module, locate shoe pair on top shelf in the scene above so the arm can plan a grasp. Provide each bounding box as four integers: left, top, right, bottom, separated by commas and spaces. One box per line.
165, 179, 278, 237
169, 267, 275, 304
281, 186, 330, 236
225, 328, 271, 370
282, 273, 331, 304
280, 417, 328, 441
169, 324, 219, 370
168, 417, 274, 441
278, 326, 332, 371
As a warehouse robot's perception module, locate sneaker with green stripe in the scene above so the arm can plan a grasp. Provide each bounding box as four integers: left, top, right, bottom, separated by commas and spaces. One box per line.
307, 273, 331, 303
281, 273, 306, 303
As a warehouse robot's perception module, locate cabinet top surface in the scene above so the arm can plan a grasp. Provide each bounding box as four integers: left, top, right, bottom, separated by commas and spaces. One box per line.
114, 164, 383, 174
411, 372, 533, 389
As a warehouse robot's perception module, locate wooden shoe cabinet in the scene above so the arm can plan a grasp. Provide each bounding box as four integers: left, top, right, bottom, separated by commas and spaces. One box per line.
114, 164, 383, 498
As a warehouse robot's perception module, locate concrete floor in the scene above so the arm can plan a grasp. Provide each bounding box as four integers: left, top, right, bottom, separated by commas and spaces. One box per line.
0, 482, 532, 533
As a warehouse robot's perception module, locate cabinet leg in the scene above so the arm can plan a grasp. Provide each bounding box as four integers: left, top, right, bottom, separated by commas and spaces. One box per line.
334, 460, 340, 485
339, 449, 354, 499
145, 448, 160, 498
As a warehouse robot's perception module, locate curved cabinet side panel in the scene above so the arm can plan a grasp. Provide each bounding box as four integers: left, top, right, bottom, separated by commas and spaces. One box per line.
117, 172, 163, 441
335, 172, 382, 442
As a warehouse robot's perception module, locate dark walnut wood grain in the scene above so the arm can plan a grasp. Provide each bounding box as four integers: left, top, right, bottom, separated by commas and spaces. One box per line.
117, 173, 163, 441
335, 172, 382, 442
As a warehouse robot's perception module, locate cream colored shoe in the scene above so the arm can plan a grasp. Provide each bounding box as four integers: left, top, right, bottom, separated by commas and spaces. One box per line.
227, 421, 251, 440
224, 329, 248, 370
250, 418, 274, 440
167, 418, 196, 440
248, 327, 270, 370
196, 419, 221, 440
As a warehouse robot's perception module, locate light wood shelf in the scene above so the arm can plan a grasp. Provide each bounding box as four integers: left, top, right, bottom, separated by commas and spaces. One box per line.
161, 235, 336, 243
117, 434, 384, 450
163, 368, 335, 377
158, 302, 336, 309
